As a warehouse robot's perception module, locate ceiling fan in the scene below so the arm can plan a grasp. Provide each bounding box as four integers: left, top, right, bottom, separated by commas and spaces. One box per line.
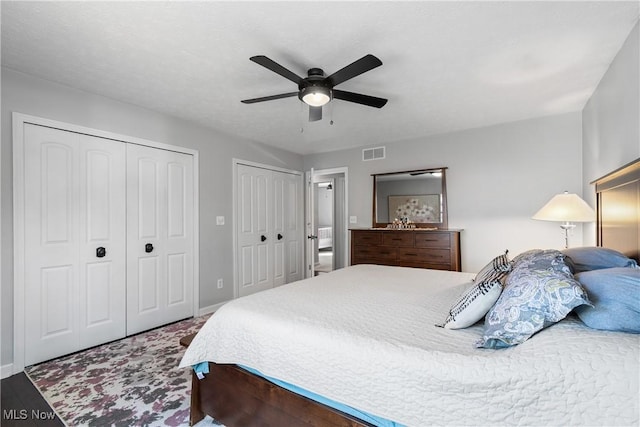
241, 54, 388, 122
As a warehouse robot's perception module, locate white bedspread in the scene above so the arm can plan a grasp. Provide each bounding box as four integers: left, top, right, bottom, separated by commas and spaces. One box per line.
180, 265, 640, 426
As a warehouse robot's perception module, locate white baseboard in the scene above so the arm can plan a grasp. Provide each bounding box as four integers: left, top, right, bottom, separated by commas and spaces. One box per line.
197, 301, 228, 317
1, 363, 15, 379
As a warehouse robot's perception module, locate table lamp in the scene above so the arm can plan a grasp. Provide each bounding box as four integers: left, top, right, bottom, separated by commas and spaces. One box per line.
532, 191, 595, 248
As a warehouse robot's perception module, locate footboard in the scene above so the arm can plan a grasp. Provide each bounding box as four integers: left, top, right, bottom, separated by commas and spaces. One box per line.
190, 363, 374, 427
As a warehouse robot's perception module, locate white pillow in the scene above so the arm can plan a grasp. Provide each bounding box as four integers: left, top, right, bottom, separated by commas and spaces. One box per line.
436, 251, 511, 329
437, 275, 503, 329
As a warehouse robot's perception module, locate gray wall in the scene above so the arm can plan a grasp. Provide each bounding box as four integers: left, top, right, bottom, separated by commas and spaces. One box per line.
1, 68, 303, 367
304, 112, 585, 273
582, 22, 640, 244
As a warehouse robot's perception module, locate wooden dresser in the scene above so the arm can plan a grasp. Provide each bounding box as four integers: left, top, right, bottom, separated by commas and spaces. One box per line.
350, 229, 461, 271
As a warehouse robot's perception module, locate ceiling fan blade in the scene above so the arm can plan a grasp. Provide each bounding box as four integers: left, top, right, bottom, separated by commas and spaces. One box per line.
241, 92, 298, 104
333, 90, 388, 108
250, 56, 303, 85
326, 54, 383, 87
309, 106, 322, 122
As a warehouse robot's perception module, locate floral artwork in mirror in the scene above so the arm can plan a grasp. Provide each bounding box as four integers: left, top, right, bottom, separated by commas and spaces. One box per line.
373, 167, 448, 229
388, 194, 441, 223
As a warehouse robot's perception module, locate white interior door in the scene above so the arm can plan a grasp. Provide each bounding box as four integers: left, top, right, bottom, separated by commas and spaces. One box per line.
272, 170, 304, 285
305, 169, 317, 278
237, 164, 273, 296
284, 172, 304, 283
305, 167, 349, 276
126, 144, 194, 335
236, 163, 303, 296
272, 172, 286, 287
78, 134, 127, 349
23, 124, 126, 365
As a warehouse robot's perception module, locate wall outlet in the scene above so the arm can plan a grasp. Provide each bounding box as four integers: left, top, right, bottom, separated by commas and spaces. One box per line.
217, 278, 223, 289
349, 215, 357, 224
216, 216, 225, 225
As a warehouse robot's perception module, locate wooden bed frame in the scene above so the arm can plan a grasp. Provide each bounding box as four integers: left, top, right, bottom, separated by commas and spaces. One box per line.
187, 158, 640, 427
593, 158, 640, 262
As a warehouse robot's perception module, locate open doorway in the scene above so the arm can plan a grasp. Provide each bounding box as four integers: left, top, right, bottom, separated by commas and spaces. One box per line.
305, 168, 348, 277
315, 180, 334, 274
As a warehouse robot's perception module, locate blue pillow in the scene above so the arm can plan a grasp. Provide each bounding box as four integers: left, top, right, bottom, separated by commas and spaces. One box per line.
574, 267, 640, 333
476, 249, 591, 349
562, 247, 638, 273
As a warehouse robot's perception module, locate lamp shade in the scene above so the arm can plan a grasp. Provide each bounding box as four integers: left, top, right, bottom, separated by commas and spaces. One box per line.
532, 191, 595, 222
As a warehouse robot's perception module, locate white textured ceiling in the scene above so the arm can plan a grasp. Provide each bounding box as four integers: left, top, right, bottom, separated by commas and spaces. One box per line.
2, 1, 638, 155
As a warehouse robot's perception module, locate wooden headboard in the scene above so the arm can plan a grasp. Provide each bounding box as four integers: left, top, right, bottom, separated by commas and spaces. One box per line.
592, 158, 640, 262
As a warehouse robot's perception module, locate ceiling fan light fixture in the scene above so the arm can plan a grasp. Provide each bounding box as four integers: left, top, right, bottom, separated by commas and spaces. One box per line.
300, 86, 332, 107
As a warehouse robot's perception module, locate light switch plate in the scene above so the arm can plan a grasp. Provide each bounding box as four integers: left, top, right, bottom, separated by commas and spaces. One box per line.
349, 216, 357, 224
216, 216, 225, 225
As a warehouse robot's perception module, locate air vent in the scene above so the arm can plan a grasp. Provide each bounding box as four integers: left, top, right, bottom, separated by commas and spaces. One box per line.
362, 146, 385, 161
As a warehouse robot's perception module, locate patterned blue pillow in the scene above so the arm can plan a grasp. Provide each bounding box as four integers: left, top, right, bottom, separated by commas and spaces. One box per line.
476, 249, 591, 349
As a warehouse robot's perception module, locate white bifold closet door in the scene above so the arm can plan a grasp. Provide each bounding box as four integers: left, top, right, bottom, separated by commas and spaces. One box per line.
22, 124, 195, 366
24, 124, 127, 366
236, 164, 302, 297
126, 144, 194, 335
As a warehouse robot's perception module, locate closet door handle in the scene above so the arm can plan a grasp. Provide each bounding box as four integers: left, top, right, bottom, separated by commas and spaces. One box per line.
145, 243, 154, 253
261, 235, 267, 242
277, 234, 283, 240
96, 247, 106, 258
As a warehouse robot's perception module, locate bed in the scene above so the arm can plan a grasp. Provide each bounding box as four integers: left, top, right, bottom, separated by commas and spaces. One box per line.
180, 159, 640, 427
318, 226, 333, 249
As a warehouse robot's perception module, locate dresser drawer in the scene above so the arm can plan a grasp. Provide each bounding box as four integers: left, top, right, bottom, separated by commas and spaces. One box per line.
414, 233, 451, 248
382, 232, 414, 247
353, 246, 397, 262
352, 231, 383, 245
397, 247, 451, 264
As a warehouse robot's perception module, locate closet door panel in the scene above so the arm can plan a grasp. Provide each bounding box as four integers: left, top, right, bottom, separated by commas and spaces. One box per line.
272, 173, 285, 287
138, 256, 160, 313
127, 144, 193, 334
127, 145, 164, 334
255, 173, 272, 289
164, 154, 194, 317
237, 165, 273, 297
78, 135, 126, 349
285, 173, 303, 282
24, 125, 80, 365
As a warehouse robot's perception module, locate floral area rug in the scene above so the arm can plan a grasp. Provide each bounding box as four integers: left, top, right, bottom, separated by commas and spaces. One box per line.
25, 315, 218, 427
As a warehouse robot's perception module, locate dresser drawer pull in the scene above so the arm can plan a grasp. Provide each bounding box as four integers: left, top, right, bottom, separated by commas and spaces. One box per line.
405, 253, 418, 256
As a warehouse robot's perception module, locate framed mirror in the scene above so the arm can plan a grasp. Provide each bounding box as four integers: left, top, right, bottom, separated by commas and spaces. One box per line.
372, 167, 448, 229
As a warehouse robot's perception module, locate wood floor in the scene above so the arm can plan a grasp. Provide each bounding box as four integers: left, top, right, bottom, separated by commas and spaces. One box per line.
1, 372, 63, 426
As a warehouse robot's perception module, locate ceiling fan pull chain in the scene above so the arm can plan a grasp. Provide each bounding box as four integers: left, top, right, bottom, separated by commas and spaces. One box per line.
329, 102, 334, 125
